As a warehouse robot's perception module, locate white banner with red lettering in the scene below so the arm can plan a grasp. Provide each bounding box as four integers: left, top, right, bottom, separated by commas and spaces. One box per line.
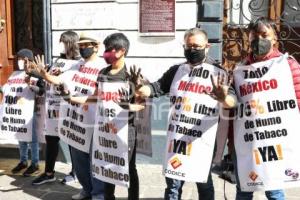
0, 71, 35, 143
233, 54, 300, 191
58, 59, 104, 153
45, 59, 78, 136
92, 81, 130, 187
163, 63, 222, 182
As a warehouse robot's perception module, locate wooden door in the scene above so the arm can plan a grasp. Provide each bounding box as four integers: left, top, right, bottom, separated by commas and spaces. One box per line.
0, 0, 14, 85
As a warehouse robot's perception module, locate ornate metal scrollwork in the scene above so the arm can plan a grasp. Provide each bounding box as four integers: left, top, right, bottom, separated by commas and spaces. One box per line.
223, 0, 300, 69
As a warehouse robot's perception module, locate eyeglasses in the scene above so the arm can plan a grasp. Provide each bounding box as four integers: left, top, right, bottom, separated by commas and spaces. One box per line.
183, 44, 205, 50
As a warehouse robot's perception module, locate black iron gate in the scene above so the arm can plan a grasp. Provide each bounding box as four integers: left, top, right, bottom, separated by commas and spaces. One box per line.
222, 0, 300, 69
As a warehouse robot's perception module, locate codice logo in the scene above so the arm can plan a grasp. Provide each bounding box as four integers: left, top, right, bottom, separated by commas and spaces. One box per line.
249, 171, 258, 181
247, 171, 263, 186
170, 157, 182, 169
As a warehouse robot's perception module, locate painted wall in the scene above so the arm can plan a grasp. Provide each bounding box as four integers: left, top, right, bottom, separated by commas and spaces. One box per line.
50, 0, 197, 130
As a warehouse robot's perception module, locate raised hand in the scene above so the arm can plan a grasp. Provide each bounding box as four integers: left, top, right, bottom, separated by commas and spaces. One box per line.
114, 88, 130, 109
28, 55, 47, 77
206, 72, 233, 102
129, 65, 143, 86
114, 88, 145, 111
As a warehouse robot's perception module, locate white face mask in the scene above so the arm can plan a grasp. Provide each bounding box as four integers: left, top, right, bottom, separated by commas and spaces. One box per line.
59, 42, 66, 54
18, 60, 25, 70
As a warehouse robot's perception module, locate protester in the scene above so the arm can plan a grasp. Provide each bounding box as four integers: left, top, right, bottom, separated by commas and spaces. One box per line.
9, 49, 43, 176
97, 33, 141, 200
29, 33, 106, 200
210, 17, 300, 200
136, 27, 236, 200
65, 32, 144, 200
32, 31, 80, 185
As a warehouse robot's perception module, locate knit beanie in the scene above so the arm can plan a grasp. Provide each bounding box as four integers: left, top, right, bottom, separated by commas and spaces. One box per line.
17, 49, 34, 61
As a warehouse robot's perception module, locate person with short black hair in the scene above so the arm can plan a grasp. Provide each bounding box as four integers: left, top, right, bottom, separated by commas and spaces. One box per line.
100, 32, 141, 200
136, 27, 236, 200
73, 32, 142, 200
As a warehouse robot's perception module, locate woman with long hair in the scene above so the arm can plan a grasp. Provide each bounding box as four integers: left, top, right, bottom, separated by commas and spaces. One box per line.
32, 30, 80, 185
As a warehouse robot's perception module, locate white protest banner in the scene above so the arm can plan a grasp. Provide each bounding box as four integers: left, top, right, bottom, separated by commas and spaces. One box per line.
213, 109, 230, 164
0, 101, 17, 144
92, 81, 130, 187
45, 59, 78, 136
30, 77, 46, 143
35, 94, 46, 143
58, 58, 104, 153
0, 71, 35, 143
45, 84, 61, 136
135, 98, 152, 156
234, 54, 300, 191
163, 63, 222, 182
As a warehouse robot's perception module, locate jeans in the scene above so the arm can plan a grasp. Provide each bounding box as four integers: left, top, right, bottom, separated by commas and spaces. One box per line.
236, 187, 285, 200
164, 172, 214, 200
70, 146, 105, 199
18, 115, 39, 165
105, 140, 139, 200
232, 150, 285, 200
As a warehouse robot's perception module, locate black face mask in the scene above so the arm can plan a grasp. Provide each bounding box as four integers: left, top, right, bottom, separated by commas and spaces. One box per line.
251, 38, 272, 56
60, 53, 66, 59
80, 47, 94, 59
184, 48, 206, 65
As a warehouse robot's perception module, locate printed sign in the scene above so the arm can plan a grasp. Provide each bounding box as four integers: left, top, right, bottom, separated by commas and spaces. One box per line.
29, 77, 46, 143
92, 81, 130, 187
139, 0, 175, 36
234, 54, 300, 191
135, 98, 153, 156
0, 71, 35, 142
45, 59, 78, 136
164, 63, 222, 182
58, 58, 104, 152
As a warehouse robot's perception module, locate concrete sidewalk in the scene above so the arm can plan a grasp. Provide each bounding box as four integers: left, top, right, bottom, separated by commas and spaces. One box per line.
0, 159, 299, 200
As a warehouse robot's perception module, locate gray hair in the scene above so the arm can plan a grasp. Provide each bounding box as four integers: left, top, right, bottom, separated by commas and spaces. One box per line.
184, 27, 208, 41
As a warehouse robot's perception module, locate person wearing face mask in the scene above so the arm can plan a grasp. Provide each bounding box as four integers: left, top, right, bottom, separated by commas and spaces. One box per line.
29, 33, 106, 200
209, 17, 300, 200
136, 28, 236, 200
32, 31, 80, 186
100, 33, 141, 200
63, 32, 147, 200
9, 49, 44, 176
232, 17, 300, 200
238, 17, 300, 200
